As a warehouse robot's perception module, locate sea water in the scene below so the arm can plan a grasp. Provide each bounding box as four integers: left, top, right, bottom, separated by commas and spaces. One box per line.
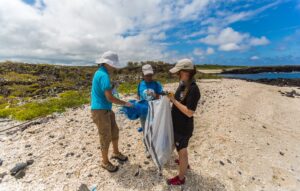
220, 72, 300, 80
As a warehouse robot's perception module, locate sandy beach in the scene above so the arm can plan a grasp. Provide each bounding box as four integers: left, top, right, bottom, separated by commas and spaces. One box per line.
1, 79, 300, 191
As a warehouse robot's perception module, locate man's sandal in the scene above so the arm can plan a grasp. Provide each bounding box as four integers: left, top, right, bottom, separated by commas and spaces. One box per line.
101, 162, 119, 173
111, 152, 128, 162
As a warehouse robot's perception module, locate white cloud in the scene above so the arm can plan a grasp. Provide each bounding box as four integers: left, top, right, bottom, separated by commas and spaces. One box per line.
0, 0, 188, 65
250, 56, 260, 60
179, 0, 210, 20
0, 0, 279, 65
200, 27, 248, 46
206, 47, 215, 55
152, 32, 167, 40
249, 36, 270, 46
200, 27, 270, 51
219, 43, 241, 51
193, 48, 204, 56
193, 47, 214, 56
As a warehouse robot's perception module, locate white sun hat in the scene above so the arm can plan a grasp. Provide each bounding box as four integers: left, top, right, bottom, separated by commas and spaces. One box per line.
169, 58, 194, 73
95, 51, 122, 68
142, 64, 154, 75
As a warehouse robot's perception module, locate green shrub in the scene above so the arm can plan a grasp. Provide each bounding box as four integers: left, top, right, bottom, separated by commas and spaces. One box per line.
0, 90, 90, 121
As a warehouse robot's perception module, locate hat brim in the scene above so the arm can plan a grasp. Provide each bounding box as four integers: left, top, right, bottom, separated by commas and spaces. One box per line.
96, 58, 122, 69
169, 67, 181, 73
143, 71, 154, 75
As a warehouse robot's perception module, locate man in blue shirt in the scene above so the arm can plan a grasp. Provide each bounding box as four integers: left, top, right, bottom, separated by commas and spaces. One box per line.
91, 51, 132, 173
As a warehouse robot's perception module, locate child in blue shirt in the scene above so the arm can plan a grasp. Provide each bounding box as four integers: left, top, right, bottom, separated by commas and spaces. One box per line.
137, 64, 163, 157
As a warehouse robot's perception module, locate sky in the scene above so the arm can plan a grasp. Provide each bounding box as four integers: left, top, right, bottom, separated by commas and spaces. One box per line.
0, 0, 300, 66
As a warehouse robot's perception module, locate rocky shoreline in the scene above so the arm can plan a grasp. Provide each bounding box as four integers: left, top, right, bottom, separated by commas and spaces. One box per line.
246, 78, 300, 87
220, 66, 300, 87
221, 65, 300, 74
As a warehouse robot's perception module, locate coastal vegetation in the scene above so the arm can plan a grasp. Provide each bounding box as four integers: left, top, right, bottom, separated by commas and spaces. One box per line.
0, 61, 234, 120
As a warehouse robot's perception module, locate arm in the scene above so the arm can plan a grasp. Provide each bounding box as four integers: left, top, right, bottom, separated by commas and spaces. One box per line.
169, 97, 194, 118
105, 89, 131, 106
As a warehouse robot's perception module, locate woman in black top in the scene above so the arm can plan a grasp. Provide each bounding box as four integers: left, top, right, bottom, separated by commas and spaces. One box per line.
167, 59, 201, 185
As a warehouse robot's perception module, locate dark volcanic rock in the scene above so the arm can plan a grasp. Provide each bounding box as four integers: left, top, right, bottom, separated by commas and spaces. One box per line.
15, 169, 26, 179
78, 184, 90, 191
10, 163, 27, 176
247, 79, 300, 87
222, 66, 300, 74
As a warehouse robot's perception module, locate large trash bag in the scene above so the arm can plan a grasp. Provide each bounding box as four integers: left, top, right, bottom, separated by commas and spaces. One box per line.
120, 100, 149, 120
144, 96, 174, 171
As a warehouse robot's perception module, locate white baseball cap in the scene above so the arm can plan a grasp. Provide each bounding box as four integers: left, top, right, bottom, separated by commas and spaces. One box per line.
142, 64, 154, 75
95, 51, 122, 68
169, 58, 194, 73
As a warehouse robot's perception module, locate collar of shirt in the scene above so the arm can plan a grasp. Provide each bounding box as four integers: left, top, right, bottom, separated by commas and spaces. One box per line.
99, 66, 109, 74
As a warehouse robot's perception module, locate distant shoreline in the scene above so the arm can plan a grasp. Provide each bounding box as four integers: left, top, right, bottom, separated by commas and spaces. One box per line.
221, 65, 300, 74
246, 78, 300, 87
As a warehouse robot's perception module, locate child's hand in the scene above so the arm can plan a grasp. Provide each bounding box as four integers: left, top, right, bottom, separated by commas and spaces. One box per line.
125, 102, 133, 107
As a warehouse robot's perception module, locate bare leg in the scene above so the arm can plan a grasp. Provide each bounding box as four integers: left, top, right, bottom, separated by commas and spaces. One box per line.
178, 148, 188, 180
112, 139, 120, 154
101, 148, 110, 165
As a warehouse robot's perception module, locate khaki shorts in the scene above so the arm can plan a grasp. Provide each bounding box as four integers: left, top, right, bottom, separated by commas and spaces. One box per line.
91, 110, 119, 151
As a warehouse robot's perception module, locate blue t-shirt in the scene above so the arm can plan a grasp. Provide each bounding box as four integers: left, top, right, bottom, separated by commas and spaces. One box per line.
138, 80, 163, 101
91, 67, 112, 110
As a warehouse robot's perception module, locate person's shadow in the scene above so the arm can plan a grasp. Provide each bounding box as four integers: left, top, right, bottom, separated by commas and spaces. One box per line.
110, 158, 226, 191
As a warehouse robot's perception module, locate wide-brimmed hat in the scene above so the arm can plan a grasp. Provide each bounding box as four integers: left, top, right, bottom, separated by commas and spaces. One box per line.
169, 58, 194, 73
95, 51, 122, 68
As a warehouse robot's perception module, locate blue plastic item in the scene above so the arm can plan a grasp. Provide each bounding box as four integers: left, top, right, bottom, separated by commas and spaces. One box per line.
120, 100, 149, 120
137, 127, 143, 133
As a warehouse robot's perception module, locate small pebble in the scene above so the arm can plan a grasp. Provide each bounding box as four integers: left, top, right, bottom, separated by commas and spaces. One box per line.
26, 159, 34, 165
0, 172, 7, 178
15, 169, 26, 179
87, 153, 93, 157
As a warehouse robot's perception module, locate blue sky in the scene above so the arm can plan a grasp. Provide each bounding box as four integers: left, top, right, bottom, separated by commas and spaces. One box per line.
0, 0, 300, 66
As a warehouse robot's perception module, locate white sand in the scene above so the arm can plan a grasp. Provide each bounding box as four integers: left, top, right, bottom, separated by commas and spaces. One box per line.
1, 79, 300, 191
197, 69, 223, 74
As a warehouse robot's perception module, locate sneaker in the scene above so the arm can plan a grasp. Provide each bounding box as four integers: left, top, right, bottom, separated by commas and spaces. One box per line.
167, 176, 185, 185
175, 159, 190, 169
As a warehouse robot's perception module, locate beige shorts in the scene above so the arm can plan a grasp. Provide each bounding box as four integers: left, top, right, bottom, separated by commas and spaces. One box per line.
91, 110, 119, 151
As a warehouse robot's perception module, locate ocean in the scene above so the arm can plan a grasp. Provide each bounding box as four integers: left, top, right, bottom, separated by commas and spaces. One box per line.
220, 72, 300, 80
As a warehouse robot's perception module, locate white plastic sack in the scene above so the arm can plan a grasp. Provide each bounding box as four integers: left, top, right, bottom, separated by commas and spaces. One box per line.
144, 96, 174, 170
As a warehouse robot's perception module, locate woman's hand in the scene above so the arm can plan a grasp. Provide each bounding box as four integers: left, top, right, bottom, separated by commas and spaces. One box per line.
167, 92, 176, 103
